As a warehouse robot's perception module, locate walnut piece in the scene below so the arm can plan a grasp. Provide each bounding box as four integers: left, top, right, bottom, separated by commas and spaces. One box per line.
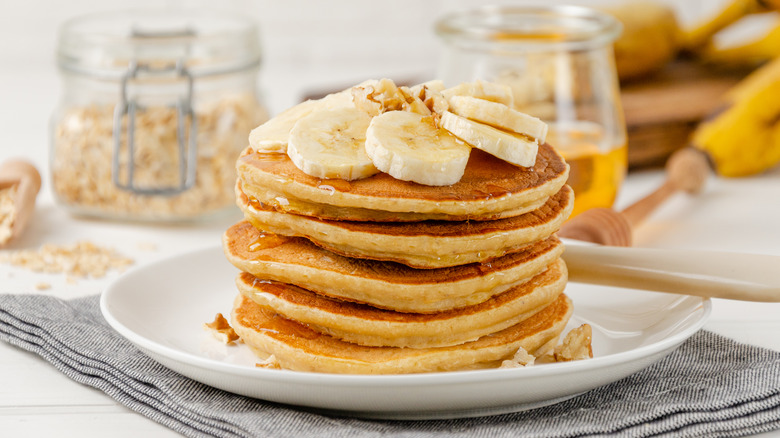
538, 324, 594, 363
255, 354, 282, 369
499, 346, 536, 368
351, 79, 434, 118
203, 313, 240, 345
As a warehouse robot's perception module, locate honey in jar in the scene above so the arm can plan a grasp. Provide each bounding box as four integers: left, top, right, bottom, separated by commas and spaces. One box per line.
435, 6, 628, 218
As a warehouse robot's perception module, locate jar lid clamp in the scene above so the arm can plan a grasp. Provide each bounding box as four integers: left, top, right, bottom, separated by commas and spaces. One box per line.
112, 28, 198, 196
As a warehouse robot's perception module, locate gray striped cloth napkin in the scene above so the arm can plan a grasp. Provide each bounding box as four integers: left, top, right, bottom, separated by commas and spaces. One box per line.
0, 293, 778, 438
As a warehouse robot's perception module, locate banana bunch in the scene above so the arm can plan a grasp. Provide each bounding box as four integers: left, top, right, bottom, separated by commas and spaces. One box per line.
681, 0, 780, 176
248, 79, 547, 186
604, 1, 681, 81
682, 0, 780, 68
682, 0, 780, 50
692, 56, 780, 176
698, 20, 780, 68
604, 0, 780, 78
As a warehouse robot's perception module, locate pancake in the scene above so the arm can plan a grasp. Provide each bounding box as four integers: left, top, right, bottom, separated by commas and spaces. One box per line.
237, 183, 573, 269
240, 180, 548, 222
237, 144, 569, 221
235, 258, 567, 348
231, 293, 573, 374
223, 220, 564, 312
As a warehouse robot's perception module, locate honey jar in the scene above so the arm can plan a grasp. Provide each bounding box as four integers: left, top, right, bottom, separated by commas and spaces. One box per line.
51, 10, 268, 221
436, 6, 627, 218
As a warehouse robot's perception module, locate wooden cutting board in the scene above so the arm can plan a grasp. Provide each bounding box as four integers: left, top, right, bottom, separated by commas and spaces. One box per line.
621, 60, 747, 168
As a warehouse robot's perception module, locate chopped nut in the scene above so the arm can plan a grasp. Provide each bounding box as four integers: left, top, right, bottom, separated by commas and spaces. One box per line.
203, 313, 240, 345
351, 79, 429, 117
351, 85, 383, 117
352, 79, 450, 129
255, 354, 282, 369
538, 324, 594, 363
0, 241, 134, 280
499, 346, 536, 368
398, 86, 431, 115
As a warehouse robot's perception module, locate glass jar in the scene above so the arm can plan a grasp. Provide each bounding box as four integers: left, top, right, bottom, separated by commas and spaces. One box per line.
435, 6, 627, 218
51, 10, 268, 221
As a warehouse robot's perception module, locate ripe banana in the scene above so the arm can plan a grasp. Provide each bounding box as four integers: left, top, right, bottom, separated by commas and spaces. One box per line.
447, 95, 548, 143
681, 0, 778, 51
604, 1, 681, 81
287, 108, 378, 180
698, 20, 780, 68
440, 111, 538, 168
692, 56, 780, 177
249, 91, 354, 153
365, 111, 471, 186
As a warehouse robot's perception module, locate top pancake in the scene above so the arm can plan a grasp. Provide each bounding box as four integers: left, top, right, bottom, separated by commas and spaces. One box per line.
237, 143, 569, 220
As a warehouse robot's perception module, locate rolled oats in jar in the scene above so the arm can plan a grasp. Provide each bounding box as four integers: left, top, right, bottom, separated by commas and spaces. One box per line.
51, 10, 268, 221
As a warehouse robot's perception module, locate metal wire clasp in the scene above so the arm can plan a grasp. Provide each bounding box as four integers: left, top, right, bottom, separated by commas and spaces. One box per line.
111, 59, 197, 195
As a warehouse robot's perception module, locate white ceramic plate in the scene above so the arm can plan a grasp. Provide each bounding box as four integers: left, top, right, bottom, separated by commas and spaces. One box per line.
101, 246, 711, 420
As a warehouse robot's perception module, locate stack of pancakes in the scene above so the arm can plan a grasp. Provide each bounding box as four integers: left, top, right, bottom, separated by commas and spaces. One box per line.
223, 142, 574, 374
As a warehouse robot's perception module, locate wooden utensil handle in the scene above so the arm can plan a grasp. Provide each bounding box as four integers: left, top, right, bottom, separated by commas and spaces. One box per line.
0, 159, 42, 193
563, 244, 780, 302
622, 147, 710, 227
558, 208, 632, 246
0, 159, 41, 244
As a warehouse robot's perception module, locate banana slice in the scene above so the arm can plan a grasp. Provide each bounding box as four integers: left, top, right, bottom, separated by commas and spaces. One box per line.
448, 95, 548, 142
249, 91, 354, 153
366, 111, 471, 186
409, 79, 446, 95
441, 80, 515, 107
287, 107, 378, 180
440, 111, 538, 168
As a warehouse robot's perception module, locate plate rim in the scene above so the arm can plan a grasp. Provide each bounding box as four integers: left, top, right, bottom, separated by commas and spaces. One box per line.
100, 245, 711, 392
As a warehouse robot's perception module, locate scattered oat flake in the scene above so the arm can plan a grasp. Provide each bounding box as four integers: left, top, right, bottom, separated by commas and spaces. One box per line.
34, 282, 51, 291
203, 313, 240, 345
0, 240, 134, 279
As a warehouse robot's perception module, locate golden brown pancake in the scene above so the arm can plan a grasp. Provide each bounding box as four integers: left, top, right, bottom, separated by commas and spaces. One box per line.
235, 258, 566, 348
239, 181, 548, 222
237, 183, 573, 268
223, 220, 564, 312
237, 144, 569, 221
231, 293, 573, 374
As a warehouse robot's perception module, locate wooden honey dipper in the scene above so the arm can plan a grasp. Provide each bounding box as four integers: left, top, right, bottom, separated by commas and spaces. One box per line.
0, 159, 42, 247
559, 147, 711, 246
